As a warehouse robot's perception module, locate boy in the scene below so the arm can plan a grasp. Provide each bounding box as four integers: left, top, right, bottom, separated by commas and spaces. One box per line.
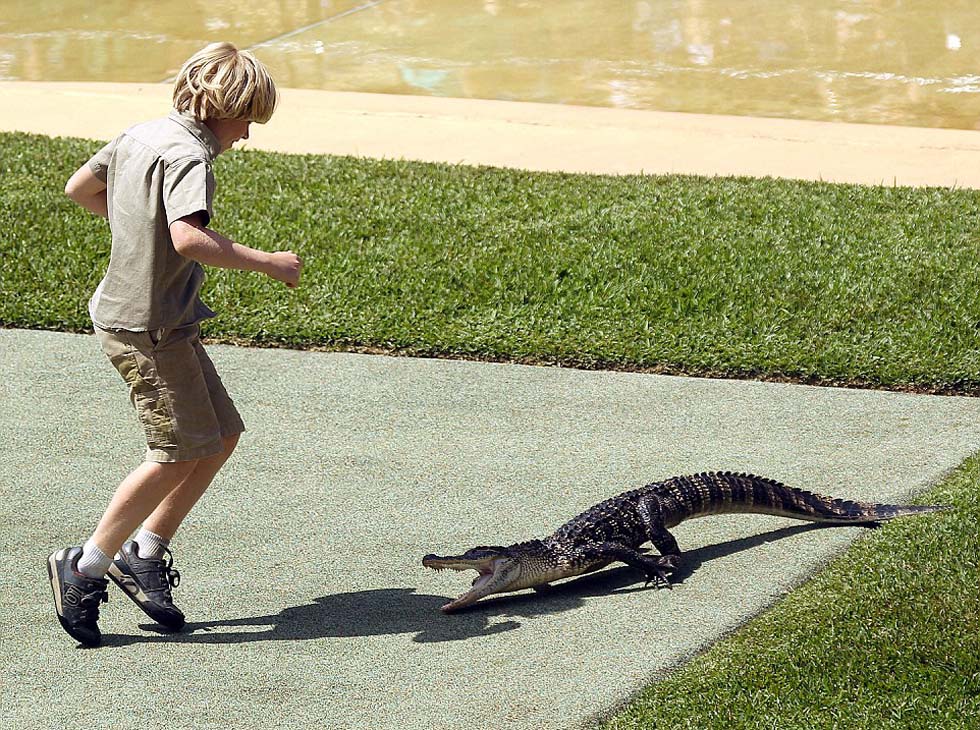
49, 42, 302, 647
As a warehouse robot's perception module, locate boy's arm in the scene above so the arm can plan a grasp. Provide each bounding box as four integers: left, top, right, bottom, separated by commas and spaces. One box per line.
65, 165, 108, 219
170, 214, 303, 287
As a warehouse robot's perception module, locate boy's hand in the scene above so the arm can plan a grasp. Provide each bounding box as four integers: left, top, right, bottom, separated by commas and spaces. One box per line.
266, 251, 303, 288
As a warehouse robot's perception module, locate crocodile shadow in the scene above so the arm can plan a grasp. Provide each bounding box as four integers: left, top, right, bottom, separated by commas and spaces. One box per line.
101, 522, 825, 647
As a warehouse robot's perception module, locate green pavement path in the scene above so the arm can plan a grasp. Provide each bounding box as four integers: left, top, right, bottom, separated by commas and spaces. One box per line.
3, 327, 980, 729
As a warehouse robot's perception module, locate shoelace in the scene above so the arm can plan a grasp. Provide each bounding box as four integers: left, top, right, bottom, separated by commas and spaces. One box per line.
75, 588, 109, 622
162, 547, 181, 589
134, 548, 181, 598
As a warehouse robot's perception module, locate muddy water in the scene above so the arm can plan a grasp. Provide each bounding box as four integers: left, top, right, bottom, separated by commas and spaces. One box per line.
1, 0, 978, 129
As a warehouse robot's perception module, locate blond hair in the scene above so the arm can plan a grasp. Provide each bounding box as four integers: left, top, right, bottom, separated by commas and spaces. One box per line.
173, 42, 278, 123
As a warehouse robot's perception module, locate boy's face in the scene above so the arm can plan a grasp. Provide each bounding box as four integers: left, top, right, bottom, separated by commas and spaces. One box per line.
206, 118, 252, 153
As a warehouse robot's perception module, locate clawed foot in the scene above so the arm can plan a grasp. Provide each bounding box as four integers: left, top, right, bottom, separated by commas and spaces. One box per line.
641, 555, 681, 590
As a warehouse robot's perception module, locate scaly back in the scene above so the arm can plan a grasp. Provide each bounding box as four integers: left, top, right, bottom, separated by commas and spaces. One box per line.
651, 471, 946, 528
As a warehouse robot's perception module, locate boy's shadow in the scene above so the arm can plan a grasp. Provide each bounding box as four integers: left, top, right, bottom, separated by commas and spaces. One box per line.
102, 523, 824, 647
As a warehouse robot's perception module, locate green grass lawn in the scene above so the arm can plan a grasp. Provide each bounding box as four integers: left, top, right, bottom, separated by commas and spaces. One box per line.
2, 131, 978, 728
4, 132, 980, 393
601, 458, 980, 730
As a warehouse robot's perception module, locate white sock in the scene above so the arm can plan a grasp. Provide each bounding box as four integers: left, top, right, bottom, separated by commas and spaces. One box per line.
134, 527, 169, 560
77, 538, 112, 579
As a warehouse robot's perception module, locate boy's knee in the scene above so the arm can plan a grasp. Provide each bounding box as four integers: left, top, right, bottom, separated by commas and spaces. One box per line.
223, 432, 240, 451
211, 433, 241, 464
144, 457, 199, 482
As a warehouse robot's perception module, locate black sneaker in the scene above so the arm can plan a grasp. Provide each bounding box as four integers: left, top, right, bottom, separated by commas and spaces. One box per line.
107, 540, 185, 630
47, 546, 109, 647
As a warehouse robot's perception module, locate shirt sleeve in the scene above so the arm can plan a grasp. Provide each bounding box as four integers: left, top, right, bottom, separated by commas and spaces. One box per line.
87, 139, 117, 183
162, 157, 215, 227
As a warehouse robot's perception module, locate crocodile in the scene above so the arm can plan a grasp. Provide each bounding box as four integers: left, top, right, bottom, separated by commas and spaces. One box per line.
422, 471, 946, 612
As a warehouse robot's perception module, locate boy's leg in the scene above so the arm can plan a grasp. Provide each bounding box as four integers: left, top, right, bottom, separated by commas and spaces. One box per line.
142, 432, 240, 540
49, 458, 197, 647
106, 436, 239, 630
105, 329, 244, 630
51, 325, 231, 644
128, 328, 244, 546
89, 459, 200, 558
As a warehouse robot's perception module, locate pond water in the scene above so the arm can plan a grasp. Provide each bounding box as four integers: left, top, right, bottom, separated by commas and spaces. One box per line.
2, 0, 978, 129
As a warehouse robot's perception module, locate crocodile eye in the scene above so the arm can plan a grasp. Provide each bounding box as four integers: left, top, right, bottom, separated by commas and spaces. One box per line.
468, 545, 506, 557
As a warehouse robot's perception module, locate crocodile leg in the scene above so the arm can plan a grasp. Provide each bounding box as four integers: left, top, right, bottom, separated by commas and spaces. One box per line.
574, 541, 675, 589
637, 495, 683, 575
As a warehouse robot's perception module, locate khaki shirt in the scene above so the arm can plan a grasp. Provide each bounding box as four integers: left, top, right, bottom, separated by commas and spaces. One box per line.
87, 110, 221, 331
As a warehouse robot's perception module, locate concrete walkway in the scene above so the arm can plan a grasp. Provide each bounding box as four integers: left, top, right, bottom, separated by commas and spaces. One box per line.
3, 328, 980, 729
3, 81, 980, 187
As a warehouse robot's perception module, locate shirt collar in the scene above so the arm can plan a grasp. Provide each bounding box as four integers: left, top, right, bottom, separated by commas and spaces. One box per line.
168, 109, 222, 160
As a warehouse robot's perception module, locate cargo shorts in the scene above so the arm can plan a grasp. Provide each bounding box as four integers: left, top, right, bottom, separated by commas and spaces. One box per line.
95, 324, 245, 463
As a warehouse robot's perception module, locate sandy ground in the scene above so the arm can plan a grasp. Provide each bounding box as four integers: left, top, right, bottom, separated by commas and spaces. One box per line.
3, 81, 980, 187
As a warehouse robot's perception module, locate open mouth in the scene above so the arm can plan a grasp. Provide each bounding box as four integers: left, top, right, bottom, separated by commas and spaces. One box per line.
422, 555, 501, 612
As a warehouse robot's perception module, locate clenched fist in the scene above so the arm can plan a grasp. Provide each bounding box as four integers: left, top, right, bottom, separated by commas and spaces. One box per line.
266, 251, 304, 288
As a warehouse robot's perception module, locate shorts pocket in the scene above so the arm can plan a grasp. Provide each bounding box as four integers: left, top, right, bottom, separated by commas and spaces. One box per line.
133, 387, 179, 449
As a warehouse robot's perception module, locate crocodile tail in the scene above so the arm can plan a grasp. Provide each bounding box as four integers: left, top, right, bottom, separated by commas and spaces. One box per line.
852, 503, 948, 521
659, 472, 949, 525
